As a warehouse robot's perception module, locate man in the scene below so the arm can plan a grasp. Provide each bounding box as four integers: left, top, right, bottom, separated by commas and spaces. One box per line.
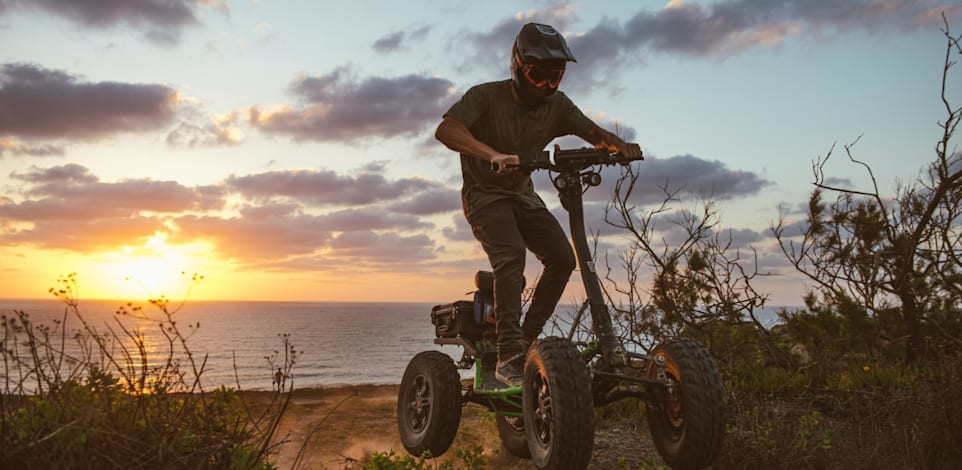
436, 22, 642, 387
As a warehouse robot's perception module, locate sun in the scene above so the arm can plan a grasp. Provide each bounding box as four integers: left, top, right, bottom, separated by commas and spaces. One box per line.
93, 232, 207, 300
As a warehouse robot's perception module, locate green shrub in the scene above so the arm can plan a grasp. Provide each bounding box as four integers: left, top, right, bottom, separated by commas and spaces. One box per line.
365, 446, 487, 470
1, 274, 294, 469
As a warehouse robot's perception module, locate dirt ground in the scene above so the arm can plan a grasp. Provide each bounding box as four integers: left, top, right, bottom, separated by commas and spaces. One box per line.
241, 384, 665, 470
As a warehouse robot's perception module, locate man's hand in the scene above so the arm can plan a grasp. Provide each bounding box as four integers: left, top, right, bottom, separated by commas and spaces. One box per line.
598, 136, 642, 159
490, 153, 520, 174
616, 142, 643, 159
590, 130, 642, 160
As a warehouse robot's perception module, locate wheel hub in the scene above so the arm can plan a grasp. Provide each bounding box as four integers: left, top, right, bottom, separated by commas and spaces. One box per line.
665, 381, 684, 427
407, 375, 430, 431
532, 374, 553, 444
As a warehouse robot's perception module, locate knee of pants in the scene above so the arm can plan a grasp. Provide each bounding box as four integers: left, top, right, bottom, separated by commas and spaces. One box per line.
546, 247, 576, 275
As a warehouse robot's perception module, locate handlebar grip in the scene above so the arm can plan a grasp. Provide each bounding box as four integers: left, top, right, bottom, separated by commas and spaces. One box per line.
491, 162, 522, 172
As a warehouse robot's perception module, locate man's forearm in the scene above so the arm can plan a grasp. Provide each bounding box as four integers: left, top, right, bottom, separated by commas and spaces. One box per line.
435, 116, 497, 162
580, 124, 627, 151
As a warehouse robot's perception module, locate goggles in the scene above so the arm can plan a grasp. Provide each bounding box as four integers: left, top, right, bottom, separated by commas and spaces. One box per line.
514, 51, 566, 89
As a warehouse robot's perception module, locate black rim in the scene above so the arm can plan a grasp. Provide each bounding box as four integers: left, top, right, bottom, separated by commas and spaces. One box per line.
405, 374, 431, 432
665, 374, 685, 430
654, 359, 685, 441
528, 371, 552, 445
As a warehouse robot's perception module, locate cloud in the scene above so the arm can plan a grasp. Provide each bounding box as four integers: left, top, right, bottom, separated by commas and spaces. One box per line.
454, 4, 576, 74
170, 166, 441, 263
0, 139, 64, 157
329, 230, 437, 263
0, 168, 185, 254
8, 164, 225, 214
620, 0, 960, 56
0, 161, 450, 264
720, 226, 765, 247
372, 31, 405, 53
316, 207, 432, 232
769, 217, 810, 240
0, 215, 167, 251
578, 154, 771, 205
388, 187, 461, 215
820, 176, 855, 189
590, 0, 962, 62
0, 63, 178, 140
0, 0, 225, 45
456, 1, 962, 94
226, 168, 442, 206
776, 200, 809, 217
166, 111, 242, 147
171, 204, 334, 261
372, 25, 432, 53
442, 214, 474, 242
166, 99, 243, 147
165, 120, 238, 147
532, 152, 770, 254
171, 205, 433, 262
249, 66, 457, 142
254, 22, 274, 42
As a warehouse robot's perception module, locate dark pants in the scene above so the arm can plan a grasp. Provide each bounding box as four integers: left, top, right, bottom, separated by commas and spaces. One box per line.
467, 199, 576, 361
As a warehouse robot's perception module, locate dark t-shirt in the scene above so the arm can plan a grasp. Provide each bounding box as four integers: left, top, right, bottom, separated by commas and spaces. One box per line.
444, 79, 596, 218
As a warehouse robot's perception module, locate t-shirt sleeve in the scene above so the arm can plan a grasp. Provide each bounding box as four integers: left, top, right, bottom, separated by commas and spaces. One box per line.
555, 92, 597, 139
443, 85, 487, 128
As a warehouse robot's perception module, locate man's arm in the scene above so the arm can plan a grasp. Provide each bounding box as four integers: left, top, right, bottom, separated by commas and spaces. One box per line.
435, 116, 520, 174
576, 123, 643, 159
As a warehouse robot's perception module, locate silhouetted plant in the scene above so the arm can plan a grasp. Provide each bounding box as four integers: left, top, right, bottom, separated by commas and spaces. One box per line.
0, 273, 298, 469
772, 16, 962, 363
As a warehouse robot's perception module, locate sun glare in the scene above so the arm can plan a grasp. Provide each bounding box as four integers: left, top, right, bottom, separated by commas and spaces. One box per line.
95, 233, 208, 300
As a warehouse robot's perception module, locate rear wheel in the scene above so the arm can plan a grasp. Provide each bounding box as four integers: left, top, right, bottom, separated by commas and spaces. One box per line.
397, 351, 462, 457
495, 414, 530, 459
646, 337, 725, 469
523, 337, 594, 470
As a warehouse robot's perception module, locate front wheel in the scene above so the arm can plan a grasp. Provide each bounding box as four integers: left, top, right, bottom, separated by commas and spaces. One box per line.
523, 337, 594, 470
397, 351, 462, 457
646, 337, 725, 470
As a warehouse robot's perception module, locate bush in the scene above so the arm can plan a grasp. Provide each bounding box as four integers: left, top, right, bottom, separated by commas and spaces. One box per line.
0, 274, 296, 469
365, 446, 487, 470
707, 310, 962, 469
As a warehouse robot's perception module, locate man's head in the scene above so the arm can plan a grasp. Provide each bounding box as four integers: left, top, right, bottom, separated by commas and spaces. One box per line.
510, 23, 576, 108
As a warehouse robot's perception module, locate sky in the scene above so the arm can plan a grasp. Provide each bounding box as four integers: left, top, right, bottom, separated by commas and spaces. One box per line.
0, 0, 960, 305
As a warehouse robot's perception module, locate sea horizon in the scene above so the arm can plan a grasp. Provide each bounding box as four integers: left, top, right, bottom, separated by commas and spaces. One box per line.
2, 298, 796, 392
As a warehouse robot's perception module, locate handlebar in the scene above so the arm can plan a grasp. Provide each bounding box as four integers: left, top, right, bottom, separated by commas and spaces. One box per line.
492, 147, 644, 173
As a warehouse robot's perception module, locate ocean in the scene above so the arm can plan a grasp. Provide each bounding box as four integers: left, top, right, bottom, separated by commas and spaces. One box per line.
1, 299, 448, 391
1, 298, 787, 392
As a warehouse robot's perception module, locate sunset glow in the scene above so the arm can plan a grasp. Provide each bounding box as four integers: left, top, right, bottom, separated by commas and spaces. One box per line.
1, 1, 958, 304
103, 236, 195, 299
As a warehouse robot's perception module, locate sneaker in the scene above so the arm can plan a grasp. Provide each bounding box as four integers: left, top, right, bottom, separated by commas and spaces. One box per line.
495, 353, 525, 387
